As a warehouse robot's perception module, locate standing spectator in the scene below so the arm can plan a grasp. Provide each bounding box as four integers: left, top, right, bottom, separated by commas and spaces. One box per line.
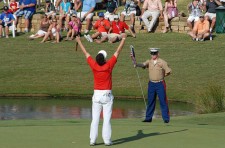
75, 35, 126, 146
108, 15, 136, 43
105, 0, 118, 22
65, 13, 81, 40
9, 0, 19, 14
85, 12, 110, 43
29, 15, 50, 39
204, 0, 222, 32
45, 0, 56, 19
14, 0, 37, 33
134, 48, 171, 123
188, 15, 210, 41
121, 0, 141, 33
187, 0, 204, 31
140, 0, 163, 33
59, 0, 71, 30
0, 6, 15, 38
77, 0, 96, 35
163, 0, 178, 33
41, 19, 61, 43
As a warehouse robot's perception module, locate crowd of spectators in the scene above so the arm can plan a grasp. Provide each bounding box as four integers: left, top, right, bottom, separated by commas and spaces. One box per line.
0, 0, 224, 42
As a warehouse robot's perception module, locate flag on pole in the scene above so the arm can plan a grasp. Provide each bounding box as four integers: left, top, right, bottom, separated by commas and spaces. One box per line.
130, 45, 136, 65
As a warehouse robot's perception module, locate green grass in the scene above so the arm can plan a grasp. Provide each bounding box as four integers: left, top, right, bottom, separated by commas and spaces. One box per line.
1, 33, 225, 103
0, 112, 225, 148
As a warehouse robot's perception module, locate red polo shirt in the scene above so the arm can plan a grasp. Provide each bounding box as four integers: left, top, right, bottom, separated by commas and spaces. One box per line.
111, 20, 129, 34
93, 19, 111, 33
87, 55, 117, 90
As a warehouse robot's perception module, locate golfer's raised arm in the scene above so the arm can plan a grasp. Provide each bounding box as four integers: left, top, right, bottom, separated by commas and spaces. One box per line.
114, 38, 126, 58
76, 36, 90, 58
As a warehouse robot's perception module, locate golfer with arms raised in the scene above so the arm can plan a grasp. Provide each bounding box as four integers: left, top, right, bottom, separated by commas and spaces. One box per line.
75, 36, 126, 146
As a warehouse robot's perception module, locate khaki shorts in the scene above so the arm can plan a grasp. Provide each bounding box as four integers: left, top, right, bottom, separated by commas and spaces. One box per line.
205, 12, 216, 20
108, 33, 122, 41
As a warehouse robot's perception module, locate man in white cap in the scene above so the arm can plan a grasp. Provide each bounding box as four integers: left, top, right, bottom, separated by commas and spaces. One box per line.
75, 36, 126, 146
134, 48, 171, 123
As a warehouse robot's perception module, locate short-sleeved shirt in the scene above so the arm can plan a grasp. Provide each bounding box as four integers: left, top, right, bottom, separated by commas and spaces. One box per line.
142, 0, 163, 11
111, 20, 129, 34
124, 0, 139, 11
0, 12, 15, 23
94, 19, 110, 32
19, 0, 37, 12
82, 0, 96, 12
193, 20, 210, 34
206, 0, 218, 13
87, 55, 117, 90
106, 0, 118, 13
143, 58, 171, 81
60, 1, 71, 13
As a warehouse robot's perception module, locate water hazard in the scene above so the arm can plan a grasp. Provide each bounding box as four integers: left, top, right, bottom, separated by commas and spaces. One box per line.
0, 98, 195, 120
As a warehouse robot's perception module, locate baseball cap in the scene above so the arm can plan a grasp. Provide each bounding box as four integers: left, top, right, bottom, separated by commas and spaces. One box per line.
3, 6, 9, 11
114, 15, 119, 20
72, 13, 77, 17
45, 0, 50, 3
149, 48, 159, 55
98, 12, 104, 17
199, 14, 204, 18
98, 50, 107, 59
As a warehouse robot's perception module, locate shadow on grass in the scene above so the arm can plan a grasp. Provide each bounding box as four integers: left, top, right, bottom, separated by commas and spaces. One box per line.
112, 129, 188, 145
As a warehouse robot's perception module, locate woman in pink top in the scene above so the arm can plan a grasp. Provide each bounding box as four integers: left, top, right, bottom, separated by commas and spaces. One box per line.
65, 14, 81, 40
163, 0, 178, 33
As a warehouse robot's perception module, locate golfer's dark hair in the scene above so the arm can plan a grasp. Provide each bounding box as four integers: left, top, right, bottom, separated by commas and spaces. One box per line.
96, 53, 106, 66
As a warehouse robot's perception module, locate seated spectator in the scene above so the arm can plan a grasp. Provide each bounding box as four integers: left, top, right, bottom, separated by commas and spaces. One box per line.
0, 6, 15, 38
121, 0, 140, 32
85, 12, 110, 43
29, 15, 50, 39
187, 0, 204, 31
41, 19, 61, 43
59, 0, 71, 30
14, 0, 37, 33
77, 0, 96, 35
163, 0, 178, 33
108, 15, 136, 43
188, 15, 210, 41
140, 0, 163, 33
45, 0, 56, 19
65, 14, 81, 41
104, 0, 118, 22
9, 0, 19, 14
204, 0, 222, 33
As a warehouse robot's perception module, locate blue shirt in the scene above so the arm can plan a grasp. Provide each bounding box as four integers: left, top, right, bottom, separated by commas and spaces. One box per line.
0, 12, 15, 23
19, 0, 37, 12
60, 1, 71, 13
82, 0, 96, 12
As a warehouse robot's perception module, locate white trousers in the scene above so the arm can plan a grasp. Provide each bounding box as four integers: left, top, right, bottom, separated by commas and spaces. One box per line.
141, 10, 160, 32
90, 90, 114, 144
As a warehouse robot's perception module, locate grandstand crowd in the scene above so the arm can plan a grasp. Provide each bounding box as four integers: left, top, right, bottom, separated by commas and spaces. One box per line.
0, 0, 224, 42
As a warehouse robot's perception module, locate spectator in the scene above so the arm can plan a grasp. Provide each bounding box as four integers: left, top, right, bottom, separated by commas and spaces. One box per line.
85, 12, 110, 43
188, 15, 210, 41
9, 0, 19, 14
45, 0, 56, 19
14, 0, 37, 33
77, 0, 96, 35
163, 0, 178, 33
140, 0, 163, 33
105, 0, 118, 22
59, 0, 71, 30
0, 6, 15, 38
108, 15, 136, 43
121, 0, 141, 33
41, 19, 61, 43
204, 0, 222, 32
65, 13, 81, 41
29, 15, 50, 40
187, 0, 204, 31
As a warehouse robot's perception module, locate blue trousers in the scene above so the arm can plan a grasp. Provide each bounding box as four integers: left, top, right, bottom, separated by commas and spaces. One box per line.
145, 81, 170, 121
